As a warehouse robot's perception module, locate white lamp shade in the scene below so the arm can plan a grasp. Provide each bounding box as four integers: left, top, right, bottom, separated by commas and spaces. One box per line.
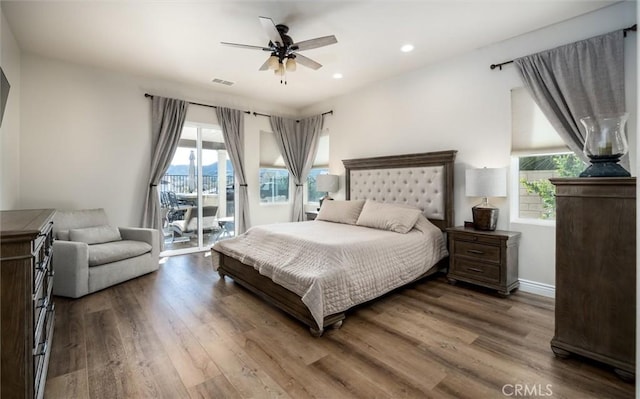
268, 55, 279, 70
465, 168, 507, 198
286, 57, 297, 72
316, 174, 339, 193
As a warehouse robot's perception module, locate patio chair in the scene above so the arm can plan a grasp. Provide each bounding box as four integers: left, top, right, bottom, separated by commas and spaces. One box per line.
162, 191, 187, 222
170, 206, 221, 241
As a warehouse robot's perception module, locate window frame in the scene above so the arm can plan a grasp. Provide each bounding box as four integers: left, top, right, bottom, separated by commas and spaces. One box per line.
510, 150, 583, 225
258, 167, 291, 205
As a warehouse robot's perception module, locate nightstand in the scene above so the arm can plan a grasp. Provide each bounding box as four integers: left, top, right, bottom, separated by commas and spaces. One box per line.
446, 227, 521, 296
305, 211, 319, 221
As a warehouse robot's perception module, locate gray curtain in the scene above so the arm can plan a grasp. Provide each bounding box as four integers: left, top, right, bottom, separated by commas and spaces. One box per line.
270, 115, 323, 222
216, 107, 250, 234
142, 96, 189, 246
514, 30, 627, 168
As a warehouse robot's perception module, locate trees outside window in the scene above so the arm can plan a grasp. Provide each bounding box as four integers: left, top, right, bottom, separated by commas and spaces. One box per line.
518, 153, 584, 220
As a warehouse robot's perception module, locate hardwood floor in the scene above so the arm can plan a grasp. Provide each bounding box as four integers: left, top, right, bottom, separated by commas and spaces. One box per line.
46, 253, 634, 399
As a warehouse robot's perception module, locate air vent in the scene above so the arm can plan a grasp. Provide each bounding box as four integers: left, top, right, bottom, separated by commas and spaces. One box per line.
211, 78, 235, 86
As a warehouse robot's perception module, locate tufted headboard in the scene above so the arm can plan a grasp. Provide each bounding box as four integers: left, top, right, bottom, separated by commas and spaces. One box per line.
343, 151, 456, 231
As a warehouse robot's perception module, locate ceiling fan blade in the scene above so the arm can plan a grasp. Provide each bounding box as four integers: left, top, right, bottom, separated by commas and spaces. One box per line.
259, 16, 283, 47
259, 57, 271, 71
221, 42, 271, 51
292, 35, 338, 51
294, 53, 323, 70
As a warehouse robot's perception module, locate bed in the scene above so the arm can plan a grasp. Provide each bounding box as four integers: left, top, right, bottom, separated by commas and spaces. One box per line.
211, 150, 456, 336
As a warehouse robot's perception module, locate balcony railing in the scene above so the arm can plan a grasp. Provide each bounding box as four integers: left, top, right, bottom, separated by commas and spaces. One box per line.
162, 175, 233, 194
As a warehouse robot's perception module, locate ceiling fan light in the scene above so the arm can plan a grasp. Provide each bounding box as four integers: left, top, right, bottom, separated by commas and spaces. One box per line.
286, 57, 297, 72
268, 55, 279, 70
274, 63, 285, 76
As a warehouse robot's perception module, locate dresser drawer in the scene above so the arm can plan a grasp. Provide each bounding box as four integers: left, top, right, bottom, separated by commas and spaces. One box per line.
453, 240, 501, 263
33, 273, 53, 349
451, 258, 500, 284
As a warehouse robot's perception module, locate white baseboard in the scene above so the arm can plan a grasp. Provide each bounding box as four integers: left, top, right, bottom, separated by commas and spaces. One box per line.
518, 279, 555, 298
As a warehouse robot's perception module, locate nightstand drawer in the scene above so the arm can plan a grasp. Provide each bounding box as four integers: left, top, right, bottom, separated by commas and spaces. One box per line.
452, 258, 500, 284
453, 240, 501, 263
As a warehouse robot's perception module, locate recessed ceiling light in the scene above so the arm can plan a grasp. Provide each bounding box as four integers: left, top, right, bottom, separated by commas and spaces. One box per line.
401, 44, 414, 53
332, 73, 343, 79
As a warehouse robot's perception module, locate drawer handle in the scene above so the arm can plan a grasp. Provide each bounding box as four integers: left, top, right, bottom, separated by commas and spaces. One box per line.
466, 249, 485, 255
34, 342, 48, 357
36, 298, 48, 309
467, 267, 484, 273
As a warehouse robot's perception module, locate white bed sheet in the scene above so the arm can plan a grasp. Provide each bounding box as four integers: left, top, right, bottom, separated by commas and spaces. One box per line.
212, 215, 448, 329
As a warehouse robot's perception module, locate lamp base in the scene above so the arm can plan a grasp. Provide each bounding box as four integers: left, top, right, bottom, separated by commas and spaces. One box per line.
472, 205, 499, 231
319, 194, 333, 208
580, 156, 630, 177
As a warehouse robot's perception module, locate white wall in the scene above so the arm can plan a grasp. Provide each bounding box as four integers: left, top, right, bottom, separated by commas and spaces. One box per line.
0, 8, 21, 210
301, 2, 637, 291
19, 53, 297, 227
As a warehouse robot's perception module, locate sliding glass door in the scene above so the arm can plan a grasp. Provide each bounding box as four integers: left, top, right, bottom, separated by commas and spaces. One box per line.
161, 123, 234, 255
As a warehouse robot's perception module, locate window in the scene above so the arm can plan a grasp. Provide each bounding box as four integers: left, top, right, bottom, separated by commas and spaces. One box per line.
518, 153, 582, 219
259, 128, 329, 204
307, 167, 329, 203
511, 87, 584, 220
259, 168, 290, 203
307, 130, 330, 203
259, 131, 290, 203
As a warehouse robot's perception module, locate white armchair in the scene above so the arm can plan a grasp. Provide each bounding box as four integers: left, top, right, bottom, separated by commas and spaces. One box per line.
52, 208, 159, 298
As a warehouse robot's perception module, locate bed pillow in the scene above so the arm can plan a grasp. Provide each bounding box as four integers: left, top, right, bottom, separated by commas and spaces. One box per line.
69, 225, 122, 244
356, 200, 422, 233
316, 200, 365, 225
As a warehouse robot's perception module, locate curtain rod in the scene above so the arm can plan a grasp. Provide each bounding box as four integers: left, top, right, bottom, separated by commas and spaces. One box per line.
253, 110, 334, 123
489, 24, 637, 71
144, 93, 250, 114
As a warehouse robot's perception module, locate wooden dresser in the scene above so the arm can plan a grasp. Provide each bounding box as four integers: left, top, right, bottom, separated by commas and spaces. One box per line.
1, 209, 56, 399
550, 178, 635, 380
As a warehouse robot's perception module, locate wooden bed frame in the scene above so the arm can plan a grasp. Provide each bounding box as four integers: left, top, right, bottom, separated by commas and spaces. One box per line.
215, 150, 457, 336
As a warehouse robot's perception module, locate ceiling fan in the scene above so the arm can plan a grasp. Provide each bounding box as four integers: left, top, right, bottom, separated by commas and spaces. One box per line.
221, 16, 338, 84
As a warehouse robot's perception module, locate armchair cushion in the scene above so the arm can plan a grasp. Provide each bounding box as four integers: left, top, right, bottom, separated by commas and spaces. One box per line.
88, 240, 153, 267
69, 225, 122, 244
57, 230, 70, 241
53, 208, 109, 239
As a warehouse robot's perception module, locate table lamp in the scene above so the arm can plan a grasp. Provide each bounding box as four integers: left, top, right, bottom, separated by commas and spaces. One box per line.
316, 174, 339, 207
465, 167, 507, 231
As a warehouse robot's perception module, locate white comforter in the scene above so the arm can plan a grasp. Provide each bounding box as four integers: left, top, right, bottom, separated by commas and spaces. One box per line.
211, 216, 448, 329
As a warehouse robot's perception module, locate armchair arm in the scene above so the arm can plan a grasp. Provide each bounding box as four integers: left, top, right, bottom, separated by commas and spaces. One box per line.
118, 227, 157, 245
119, 227, 160, 263
52, 240, 90, 298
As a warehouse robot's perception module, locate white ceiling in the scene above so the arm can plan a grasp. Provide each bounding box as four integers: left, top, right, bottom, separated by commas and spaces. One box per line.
2, 1, 616, 110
